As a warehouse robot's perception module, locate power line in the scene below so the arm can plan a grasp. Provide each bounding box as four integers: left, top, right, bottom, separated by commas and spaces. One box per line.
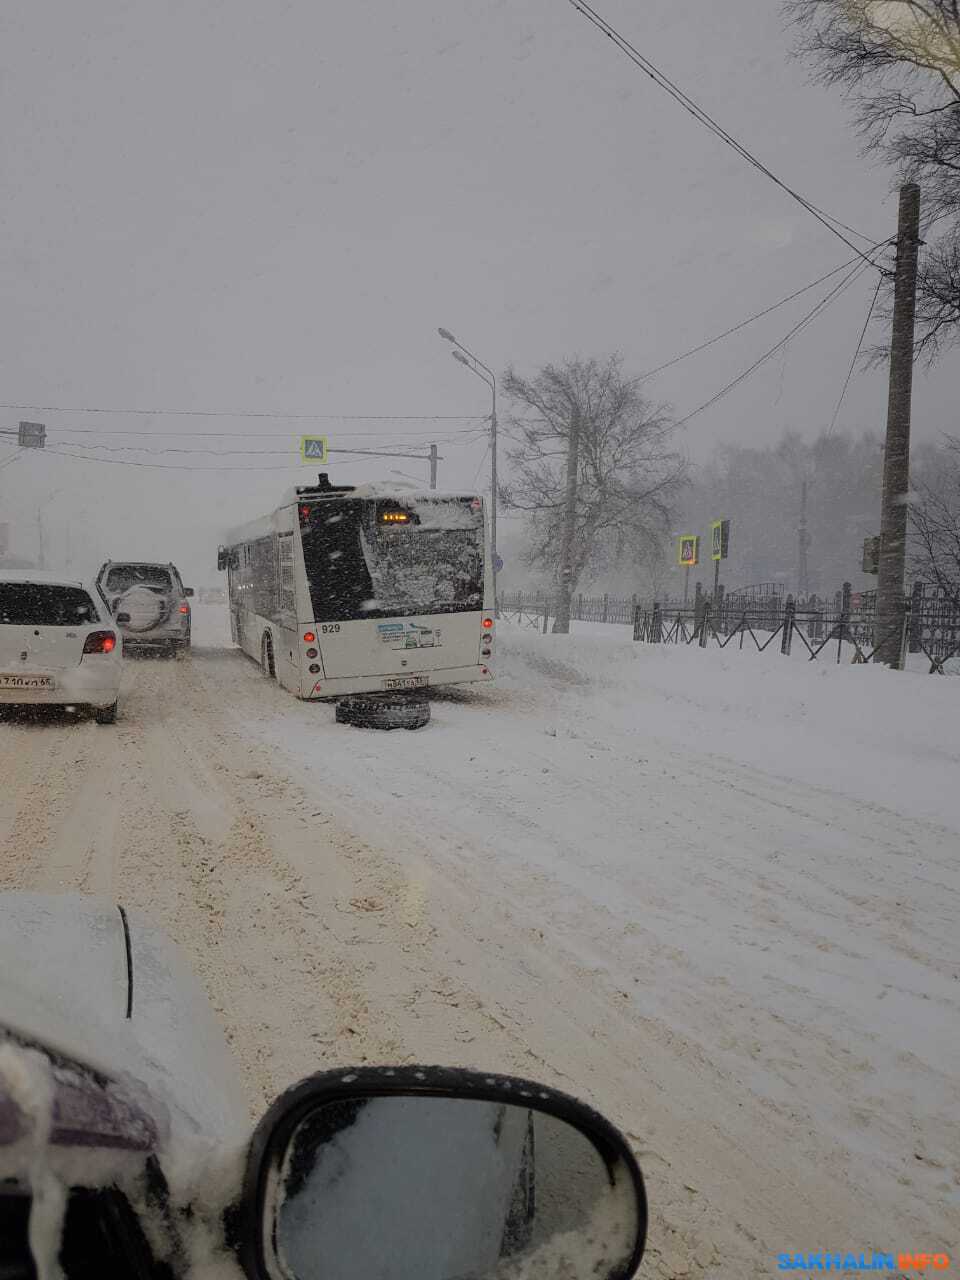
472, 441, 492, 488
41, 432, 487, 472
638, 243, 893, 382
675, 251, 881, 428
826, 277, 883, 437
45, 429, 486, 457
567, 0, 881, 264
40, 424, 482, 439
0, 402, 483, 422
45, 448, 305, 472
50, 440, 302, 457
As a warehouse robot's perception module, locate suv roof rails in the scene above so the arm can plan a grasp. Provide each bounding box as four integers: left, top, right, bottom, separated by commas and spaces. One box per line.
295, 473, 356, 497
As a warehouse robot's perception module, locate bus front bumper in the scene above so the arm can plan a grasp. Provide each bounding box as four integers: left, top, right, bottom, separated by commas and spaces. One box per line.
301, 664, 493, 700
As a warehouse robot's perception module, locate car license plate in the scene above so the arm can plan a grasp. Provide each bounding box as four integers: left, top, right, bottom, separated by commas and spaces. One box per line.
382, 675, 428, 691
0, 673, 55, 690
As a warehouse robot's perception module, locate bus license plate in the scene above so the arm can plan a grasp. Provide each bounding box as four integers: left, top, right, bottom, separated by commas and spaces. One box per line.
382, 675, 428, 691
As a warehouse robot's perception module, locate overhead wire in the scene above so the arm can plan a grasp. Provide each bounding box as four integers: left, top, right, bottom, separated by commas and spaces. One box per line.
0, 403, 483, 422
44, 448, 305, 472
675, 248, 884, 428
567, 0, 882, 264
472, 441, 492, 488
44, 427, 488, 457
39, 424, 484, 439
637, 241, 893, 382
825, 276, 883, 437
40, 426, 491, 472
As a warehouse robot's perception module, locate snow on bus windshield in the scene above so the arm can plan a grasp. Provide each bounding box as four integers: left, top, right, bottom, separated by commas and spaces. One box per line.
299, 497, 483, 622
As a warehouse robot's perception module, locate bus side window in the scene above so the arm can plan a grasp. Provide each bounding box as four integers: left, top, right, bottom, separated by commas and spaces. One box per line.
278, 534, 295, 614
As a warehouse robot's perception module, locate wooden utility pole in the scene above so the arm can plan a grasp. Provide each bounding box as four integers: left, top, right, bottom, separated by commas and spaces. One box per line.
553, 405, 581, 634
875, 183, 921, 668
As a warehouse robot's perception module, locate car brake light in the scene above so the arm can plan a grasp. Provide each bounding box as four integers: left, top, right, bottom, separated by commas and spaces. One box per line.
179, 604, 190, 614
303, 632, 316, 643
83, 631, 117, 655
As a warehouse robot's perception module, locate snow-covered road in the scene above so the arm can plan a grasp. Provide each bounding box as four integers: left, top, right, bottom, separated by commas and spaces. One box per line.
1, 605, 957, 1276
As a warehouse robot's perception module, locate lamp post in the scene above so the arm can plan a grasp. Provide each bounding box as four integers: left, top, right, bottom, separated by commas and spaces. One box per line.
438, 328, 498, 605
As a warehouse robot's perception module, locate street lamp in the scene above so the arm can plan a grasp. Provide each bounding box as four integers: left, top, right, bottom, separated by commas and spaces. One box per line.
438, 327, 499, 604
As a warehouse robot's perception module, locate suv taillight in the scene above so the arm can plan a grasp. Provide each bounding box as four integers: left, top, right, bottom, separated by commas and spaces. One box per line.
83, 631, 117, 655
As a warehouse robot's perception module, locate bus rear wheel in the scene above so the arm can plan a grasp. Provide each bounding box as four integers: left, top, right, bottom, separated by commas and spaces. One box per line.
261, 633, 276, 679
335, 694, 430, 731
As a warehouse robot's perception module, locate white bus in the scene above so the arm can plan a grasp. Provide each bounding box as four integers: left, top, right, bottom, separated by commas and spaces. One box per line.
218, 475, 494, 707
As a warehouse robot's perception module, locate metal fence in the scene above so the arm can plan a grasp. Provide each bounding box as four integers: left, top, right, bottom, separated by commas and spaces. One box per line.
498, 583, 960, 673
633, 584, 960, 674
498, 590, 639, 627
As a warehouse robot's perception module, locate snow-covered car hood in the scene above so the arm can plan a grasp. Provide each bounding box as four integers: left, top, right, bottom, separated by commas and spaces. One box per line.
0, 894, 249, 1159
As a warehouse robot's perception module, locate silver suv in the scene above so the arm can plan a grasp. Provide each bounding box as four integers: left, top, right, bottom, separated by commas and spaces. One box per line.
96, 561, 193, 657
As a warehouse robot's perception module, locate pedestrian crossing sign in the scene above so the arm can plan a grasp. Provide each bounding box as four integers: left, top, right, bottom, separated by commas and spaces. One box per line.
711, 518, 730, 561
678, 535, 699, 567
300, 436, 328, 463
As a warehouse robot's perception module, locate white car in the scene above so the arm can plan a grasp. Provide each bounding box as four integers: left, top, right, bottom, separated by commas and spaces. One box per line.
0, 571, 123, 723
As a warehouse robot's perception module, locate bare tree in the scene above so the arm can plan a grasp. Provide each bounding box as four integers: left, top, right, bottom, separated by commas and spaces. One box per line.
910, 435, 960, 604
501, 356, 687, 632
787, 0, 960, 355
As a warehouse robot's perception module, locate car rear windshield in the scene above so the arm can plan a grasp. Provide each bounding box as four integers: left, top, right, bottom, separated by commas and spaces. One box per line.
0, 584, 100, 627
104, 565, 174, 592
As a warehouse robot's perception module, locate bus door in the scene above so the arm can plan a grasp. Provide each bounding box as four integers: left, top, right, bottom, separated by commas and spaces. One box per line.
275, 532, 299, 689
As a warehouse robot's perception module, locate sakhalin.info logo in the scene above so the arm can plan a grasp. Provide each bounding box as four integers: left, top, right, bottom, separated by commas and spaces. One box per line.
777, 1252, 950, 1272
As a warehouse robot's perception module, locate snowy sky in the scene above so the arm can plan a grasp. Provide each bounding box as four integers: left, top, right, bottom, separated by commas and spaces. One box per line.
0, 0, 955, 581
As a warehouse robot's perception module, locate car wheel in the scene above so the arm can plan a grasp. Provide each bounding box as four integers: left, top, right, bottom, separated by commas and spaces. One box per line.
336, 695, 430, 731
95, 702, 118, 725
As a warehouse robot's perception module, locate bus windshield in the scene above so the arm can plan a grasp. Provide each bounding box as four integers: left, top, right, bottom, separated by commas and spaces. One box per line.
299, 496, 484, 622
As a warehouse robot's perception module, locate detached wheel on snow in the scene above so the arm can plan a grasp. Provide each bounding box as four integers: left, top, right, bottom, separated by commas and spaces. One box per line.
335, 694, 431, 731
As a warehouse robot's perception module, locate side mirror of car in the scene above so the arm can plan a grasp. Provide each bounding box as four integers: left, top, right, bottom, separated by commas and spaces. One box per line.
116, 613, 131, 625
184, 588, 195, 597
235, 1065, 647, 1280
